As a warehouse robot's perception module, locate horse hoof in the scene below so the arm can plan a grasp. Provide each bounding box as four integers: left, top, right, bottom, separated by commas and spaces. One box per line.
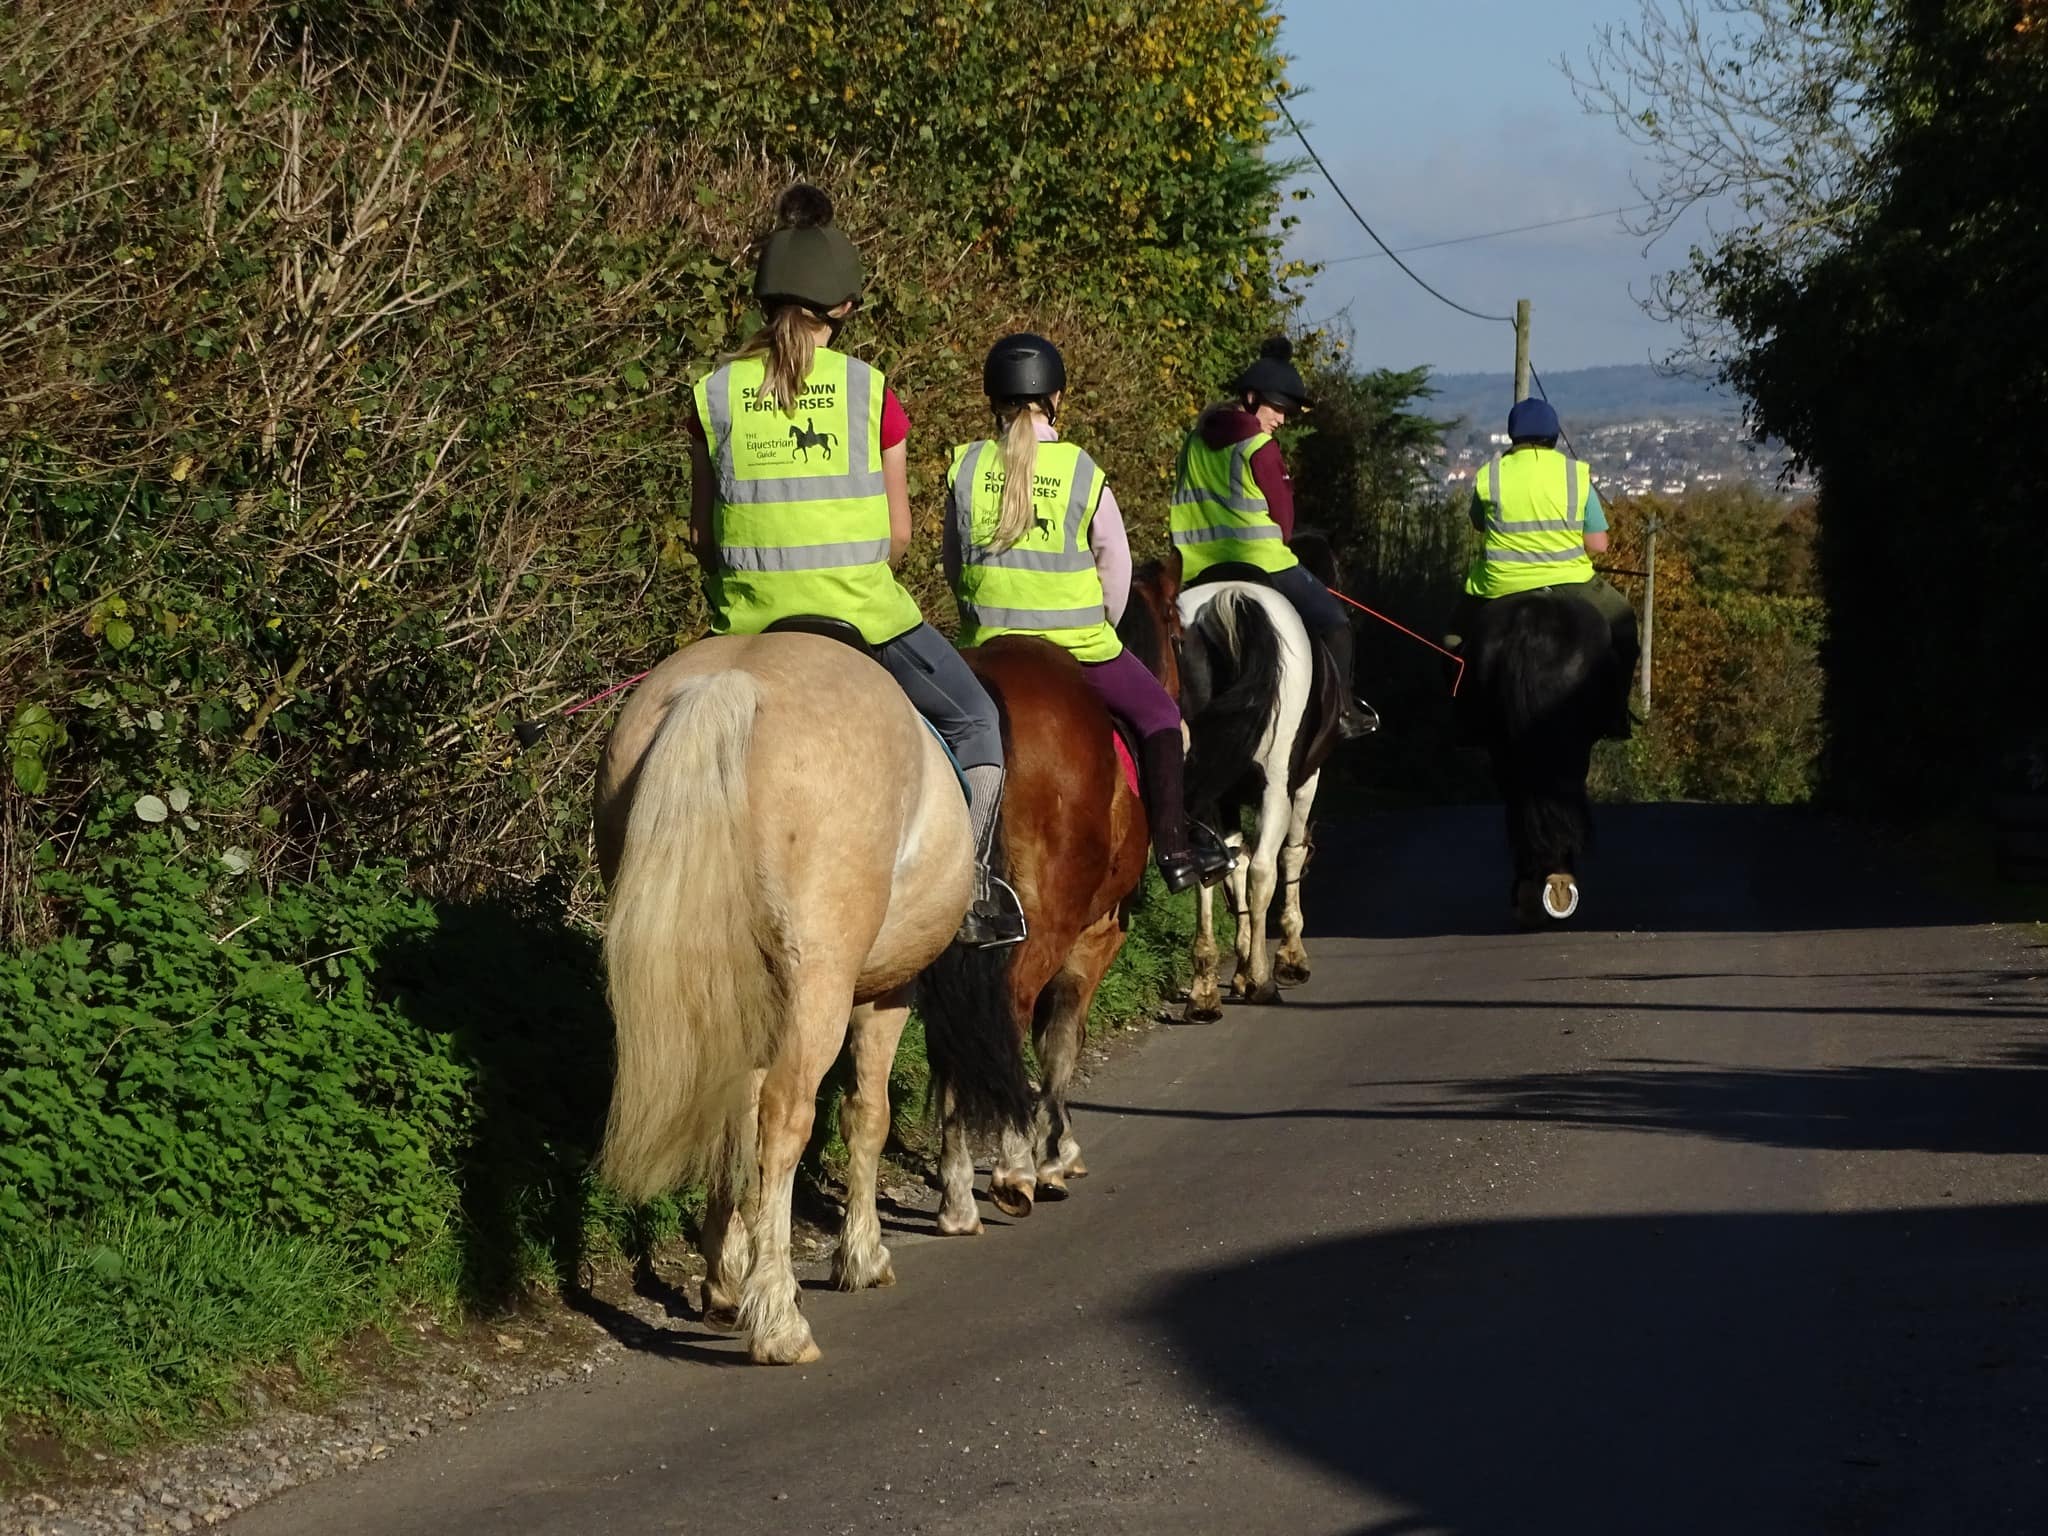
1035, 1168, 1070, 1200
1065, 1156, 1089, 1179
936, 1210, 984, 1237
1542, 873, 1581, 921
1182, 1001, 1223, 1025
750, 1332, 822, 1366
831, 1250, 895, 1292
1245, 980, 1283, 1006
702, 1303, 742, 1333
1275, 961, 1312, 989
988, 1181, 1035, 1219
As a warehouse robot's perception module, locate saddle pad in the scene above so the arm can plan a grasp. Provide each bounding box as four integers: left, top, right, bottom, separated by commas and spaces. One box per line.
1111, 730, 1141, 802
918, 715, 972, 805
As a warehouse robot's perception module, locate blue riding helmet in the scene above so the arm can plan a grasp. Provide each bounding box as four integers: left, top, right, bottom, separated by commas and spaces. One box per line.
1507, 397, 1561, 443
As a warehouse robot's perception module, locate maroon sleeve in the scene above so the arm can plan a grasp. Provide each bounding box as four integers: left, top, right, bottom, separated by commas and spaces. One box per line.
880, 387, 909, 450
1249, 440, 1296, 542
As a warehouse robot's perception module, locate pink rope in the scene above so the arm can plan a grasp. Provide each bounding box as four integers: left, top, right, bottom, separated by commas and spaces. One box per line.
1328, 588, 1468, 698
560, 669, 653, 718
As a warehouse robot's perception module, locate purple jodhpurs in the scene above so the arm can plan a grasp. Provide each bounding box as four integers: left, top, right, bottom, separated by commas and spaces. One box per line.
1079, 648, 1182, 741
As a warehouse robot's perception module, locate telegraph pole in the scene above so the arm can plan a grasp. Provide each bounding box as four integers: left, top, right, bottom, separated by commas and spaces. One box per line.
1640, 515, 1659, 715
1513, 299, 1532, 403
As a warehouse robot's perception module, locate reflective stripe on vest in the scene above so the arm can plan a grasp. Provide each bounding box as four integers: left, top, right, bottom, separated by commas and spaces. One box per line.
948, 438, 1122, 662
1169, 427, 1299, 578
1464, 446, 1597, 598
692, 348, 922, 644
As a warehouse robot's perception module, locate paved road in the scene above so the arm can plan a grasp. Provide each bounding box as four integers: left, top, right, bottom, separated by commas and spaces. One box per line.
236, 804, 2048, 1535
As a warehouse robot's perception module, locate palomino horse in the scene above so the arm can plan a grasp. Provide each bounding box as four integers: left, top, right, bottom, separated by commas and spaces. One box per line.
1126, 558, 1332, 1017
1462, 589, 1619, 925
923, 636, 1149, 1232
593, 633, 1028, 1364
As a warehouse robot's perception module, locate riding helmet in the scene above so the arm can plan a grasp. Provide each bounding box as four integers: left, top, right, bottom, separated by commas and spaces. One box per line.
983, 333, 1066, 402
1230, 336, 1310, 414
755, 184, 864, 315
1507, 397, 1562, 444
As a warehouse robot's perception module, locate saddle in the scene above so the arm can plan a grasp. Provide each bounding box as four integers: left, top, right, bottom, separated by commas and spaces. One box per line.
764, 614, 874, 657
1184, 566, 1345, 788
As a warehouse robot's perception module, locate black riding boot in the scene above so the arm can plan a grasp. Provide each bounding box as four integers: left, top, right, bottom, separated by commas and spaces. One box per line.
1138, 729, 1234, 893
1322, 625, 1380, 740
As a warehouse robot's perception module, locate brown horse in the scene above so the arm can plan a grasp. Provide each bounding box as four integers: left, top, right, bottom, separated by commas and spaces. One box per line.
925, 635, 1149, 1232
594, 634, 1029, 1363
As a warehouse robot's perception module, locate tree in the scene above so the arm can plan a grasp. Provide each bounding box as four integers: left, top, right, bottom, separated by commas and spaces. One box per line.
1563, 0, 1887, 371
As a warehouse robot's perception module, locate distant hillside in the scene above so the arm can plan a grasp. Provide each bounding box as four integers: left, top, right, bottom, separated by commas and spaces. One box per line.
1423, 364, 1741, 430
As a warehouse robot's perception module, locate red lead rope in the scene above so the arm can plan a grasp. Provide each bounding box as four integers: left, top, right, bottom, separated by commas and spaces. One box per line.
1328, 588, 1468, 698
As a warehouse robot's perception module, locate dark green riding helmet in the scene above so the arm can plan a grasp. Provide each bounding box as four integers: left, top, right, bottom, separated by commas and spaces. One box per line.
755, 184, 863, 315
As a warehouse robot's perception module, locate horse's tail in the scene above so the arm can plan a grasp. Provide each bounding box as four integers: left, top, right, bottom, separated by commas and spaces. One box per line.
915, 840, 1033, 1137
1184, 590, 1284, 813
600, 672, 789, 1203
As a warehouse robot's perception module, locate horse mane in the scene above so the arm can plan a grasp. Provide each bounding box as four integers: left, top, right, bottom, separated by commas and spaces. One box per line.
1117, 573, 1171, 678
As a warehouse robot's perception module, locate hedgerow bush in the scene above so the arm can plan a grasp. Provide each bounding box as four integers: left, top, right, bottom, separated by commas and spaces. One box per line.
0, 0, 1299, 933
0, 844, 629, 1272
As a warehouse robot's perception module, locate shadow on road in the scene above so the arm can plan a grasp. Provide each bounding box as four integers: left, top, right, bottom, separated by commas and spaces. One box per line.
1310, 802, 2035, 939
1082, 1041, 2048, 1157
1149, 1204, 2048, 1535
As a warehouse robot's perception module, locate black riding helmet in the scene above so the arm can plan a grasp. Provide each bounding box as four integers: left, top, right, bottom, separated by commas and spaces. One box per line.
1230, 335, 1310, 415
983, 332, 1066, 403
754, 184, 863, 316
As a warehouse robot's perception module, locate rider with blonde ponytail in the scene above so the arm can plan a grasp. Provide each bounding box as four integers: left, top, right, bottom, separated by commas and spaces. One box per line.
945, 334, 1233, 893
686, 186, 1025, 946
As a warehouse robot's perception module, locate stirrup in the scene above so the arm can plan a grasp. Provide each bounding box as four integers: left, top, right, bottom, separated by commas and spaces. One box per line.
958, 870, 1026, 949
1338, 697, 1380, 740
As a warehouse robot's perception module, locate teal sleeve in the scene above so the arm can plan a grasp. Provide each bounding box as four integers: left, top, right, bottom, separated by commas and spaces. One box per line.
1584, 487, 1608, 534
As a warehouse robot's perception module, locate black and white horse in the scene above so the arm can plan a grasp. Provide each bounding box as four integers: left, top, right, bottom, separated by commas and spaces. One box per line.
1125, 559, 1328, 1017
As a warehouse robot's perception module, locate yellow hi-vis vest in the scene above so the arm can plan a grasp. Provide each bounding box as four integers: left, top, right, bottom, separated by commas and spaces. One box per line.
693, 347, 922, 645
947, 438, 1121, 663
1170, 426, 1299, 580
1463, 445, 1598, 598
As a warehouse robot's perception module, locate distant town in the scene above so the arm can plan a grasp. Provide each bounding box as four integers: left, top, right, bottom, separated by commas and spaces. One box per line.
1438, 416, 1811, 500
1422, 364, 1810, 500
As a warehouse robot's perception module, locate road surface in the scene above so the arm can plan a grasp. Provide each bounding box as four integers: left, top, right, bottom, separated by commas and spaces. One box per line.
234, 804, 2048, 1535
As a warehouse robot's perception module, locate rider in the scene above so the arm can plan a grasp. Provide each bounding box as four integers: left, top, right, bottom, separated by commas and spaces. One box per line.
685, 184, 1026, 946
1171, 337, 1378, 740
1448, 396, 1639, 733
943, 334, 1235, 894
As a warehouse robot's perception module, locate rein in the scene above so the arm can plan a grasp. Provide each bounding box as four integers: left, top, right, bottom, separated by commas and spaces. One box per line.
1328, 588, 1467, 698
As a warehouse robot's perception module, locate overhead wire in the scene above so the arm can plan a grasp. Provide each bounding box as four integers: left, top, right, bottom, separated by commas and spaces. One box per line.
1275, 94, 1580, 454
1317, 202, 1655, 266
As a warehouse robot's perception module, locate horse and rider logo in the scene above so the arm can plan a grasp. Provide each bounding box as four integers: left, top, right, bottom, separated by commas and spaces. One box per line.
791, 420, 838, 462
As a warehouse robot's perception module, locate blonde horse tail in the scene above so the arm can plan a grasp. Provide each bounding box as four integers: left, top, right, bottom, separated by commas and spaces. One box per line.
600, 671, 788, 1203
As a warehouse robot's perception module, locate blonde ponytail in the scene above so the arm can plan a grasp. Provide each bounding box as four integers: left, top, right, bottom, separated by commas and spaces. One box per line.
736, 305, 818, 415
989, 406, 1043, 553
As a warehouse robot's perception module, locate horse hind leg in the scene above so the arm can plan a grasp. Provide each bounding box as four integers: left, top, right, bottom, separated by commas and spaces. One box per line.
832, 993, 909, 1291
936, 1087, 983, 1237
700, 1076, 763, 1330
738, 975, 852, 1365
1184, 874, 1225, 1024
1034, 912, 1126, 1192
1233, 784, 1291, 1006
1274, 772, 1320, 989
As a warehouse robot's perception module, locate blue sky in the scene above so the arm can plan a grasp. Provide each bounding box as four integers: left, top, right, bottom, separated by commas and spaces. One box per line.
1274, 1, 1682, 375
